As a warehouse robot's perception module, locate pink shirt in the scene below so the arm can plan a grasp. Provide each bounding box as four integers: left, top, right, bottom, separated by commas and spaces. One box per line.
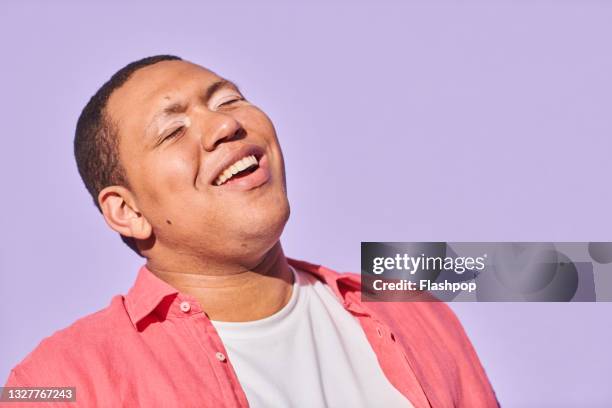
2, 258, 498, 407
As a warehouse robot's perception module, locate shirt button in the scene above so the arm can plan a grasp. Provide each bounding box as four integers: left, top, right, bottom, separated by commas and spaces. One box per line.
179, 301, 191, 313
215, 352, 226, 362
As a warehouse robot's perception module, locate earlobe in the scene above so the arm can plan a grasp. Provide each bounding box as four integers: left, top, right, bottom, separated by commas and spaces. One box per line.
98, 186, 152, 240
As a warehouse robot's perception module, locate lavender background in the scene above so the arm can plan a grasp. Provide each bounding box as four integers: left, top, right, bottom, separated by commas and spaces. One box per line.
1, 1, 611, 406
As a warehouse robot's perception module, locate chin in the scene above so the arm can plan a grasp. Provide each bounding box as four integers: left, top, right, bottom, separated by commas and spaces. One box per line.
234, 197, 290, 253
247, 198, 290, 240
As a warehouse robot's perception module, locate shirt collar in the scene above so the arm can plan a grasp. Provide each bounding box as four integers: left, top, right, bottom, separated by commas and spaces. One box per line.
124, 257, 362, 329
289, 258, 366, 314
287, 258, 361, 298
125, 265, 179, 329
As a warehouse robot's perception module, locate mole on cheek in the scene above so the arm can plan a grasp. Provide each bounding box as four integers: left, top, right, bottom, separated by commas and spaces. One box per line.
166, 219, 172, 225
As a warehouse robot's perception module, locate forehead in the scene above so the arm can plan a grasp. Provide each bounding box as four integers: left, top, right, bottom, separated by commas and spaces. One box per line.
106, 60, 222, 127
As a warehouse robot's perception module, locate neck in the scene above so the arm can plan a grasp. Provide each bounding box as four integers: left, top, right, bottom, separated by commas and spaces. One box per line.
145, 242, 294, 322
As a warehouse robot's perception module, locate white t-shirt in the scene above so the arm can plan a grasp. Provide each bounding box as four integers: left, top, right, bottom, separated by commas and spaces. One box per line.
210, 267, 413, 408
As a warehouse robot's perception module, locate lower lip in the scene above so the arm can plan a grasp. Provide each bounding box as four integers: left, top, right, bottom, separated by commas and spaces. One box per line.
216, 155, 271, 191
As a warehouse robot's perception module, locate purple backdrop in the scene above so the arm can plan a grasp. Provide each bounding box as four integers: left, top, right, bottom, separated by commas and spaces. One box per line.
1, 1, 611, 406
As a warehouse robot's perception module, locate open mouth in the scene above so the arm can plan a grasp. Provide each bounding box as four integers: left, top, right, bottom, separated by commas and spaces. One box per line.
213, 154, 260, 186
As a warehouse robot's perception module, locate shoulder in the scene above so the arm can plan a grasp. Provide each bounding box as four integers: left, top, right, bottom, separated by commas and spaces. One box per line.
5, 295, 132, 387
360, 289, 498, 405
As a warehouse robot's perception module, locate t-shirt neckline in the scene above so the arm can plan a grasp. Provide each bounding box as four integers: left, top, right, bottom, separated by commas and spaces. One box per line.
210, 265, 304, 339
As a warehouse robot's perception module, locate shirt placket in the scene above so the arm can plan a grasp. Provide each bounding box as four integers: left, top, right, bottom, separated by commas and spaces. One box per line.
174, 295, 250, 408
343, 299, 431, 408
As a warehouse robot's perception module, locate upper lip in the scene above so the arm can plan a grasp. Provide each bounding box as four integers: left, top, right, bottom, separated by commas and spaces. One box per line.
208, 144, 265, 185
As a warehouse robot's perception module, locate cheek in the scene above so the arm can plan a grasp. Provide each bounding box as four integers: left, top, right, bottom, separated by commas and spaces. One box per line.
239, 108, 285, 168
140, 149, 199, 207
237, 106, 277, 139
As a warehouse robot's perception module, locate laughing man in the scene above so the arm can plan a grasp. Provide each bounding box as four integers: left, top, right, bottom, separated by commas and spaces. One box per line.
3, 55, 498, 407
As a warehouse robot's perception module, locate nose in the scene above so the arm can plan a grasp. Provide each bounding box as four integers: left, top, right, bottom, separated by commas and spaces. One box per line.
200, 112, 244, 152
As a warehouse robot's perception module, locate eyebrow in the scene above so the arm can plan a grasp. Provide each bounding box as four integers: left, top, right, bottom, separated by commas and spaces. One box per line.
204, 79, 241, 101
146, 79, 241, 141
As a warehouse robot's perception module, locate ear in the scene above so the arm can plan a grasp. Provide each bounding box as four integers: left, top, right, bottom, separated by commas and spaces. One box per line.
98, 186, 152, 240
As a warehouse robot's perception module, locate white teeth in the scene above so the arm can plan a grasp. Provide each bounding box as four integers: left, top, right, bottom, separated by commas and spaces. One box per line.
214, 155, 259, 186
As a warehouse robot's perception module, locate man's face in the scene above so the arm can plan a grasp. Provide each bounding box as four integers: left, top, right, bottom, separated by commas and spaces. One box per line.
106, 60, 290, 262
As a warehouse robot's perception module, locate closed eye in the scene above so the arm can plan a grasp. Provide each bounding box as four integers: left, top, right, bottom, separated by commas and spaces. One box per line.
218, 97, 245, 108
163, 126, 184, 141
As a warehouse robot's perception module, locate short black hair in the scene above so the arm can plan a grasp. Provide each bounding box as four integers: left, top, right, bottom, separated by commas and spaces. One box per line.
74, 55, 182, 256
